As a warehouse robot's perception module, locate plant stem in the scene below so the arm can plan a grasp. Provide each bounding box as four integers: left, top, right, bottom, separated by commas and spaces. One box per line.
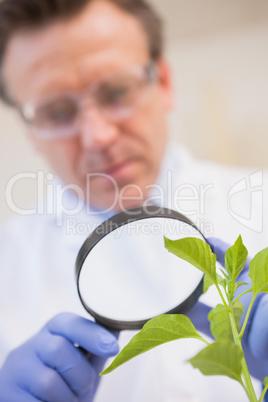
233, 289, 253, 305
229, 305, 257, 402
259, 384, 268, 402
240, 356, 257, 402
239, 294, 257, 340
215, 283, 230, 311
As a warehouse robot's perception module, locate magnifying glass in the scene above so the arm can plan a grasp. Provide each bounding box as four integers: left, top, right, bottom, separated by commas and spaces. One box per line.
75, 206, 207, 330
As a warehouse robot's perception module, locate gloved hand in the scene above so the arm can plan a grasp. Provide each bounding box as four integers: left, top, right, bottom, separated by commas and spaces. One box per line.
188, 237, 268, 383
0, 312, 119, 402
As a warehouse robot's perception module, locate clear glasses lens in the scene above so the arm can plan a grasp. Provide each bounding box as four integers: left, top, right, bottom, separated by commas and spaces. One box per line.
35, 97, 79, 129
94, 74, 147, 116
22, 63, 156, 138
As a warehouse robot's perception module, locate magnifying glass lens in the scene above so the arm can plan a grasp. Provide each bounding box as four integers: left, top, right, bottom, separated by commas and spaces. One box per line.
76, 207, 206, 330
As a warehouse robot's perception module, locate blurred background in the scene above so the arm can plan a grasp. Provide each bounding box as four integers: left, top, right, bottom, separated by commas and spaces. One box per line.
0, 0, 268, 223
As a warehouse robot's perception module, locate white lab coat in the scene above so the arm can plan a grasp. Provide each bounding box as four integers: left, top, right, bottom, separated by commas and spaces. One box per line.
0, 143, 267, 401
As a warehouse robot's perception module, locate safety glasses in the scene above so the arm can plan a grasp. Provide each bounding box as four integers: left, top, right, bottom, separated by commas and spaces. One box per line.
19, 61, 158, 139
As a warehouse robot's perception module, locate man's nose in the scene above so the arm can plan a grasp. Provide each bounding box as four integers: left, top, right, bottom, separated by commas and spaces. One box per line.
79, 106, 120, 149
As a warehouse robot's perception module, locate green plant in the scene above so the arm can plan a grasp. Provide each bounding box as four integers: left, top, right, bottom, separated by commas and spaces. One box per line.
100, 235, 268, 402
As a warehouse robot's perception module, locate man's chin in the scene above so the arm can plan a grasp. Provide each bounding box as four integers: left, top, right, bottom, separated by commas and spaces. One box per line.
85, 186, 148, 214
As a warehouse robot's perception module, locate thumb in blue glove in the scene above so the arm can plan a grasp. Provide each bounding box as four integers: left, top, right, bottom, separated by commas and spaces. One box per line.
0, 312, 119, 402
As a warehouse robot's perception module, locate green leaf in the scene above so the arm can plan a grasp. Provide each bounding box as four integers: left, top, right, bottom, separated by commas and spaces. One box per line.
164, 237, 216, 281
217, 274, 227, 289
233, 301, 244, 331
219, 268, 229, 280
203, 274, 214, 294
203, 273, 226, 294
188, 341, 243, 384
234, 280, 249, 290
264, 377, 268, 387
249, 247, 268, 294
208, 302, 244, 341
225, 235, 248, 282
225, 279, 234, 302
100, 314, 205, 375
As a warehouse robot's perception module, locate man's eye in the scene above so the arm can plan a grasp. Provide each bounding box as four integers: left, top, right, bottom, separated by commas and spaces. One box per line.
97, 85, 132, 105
38, 100, 77, 125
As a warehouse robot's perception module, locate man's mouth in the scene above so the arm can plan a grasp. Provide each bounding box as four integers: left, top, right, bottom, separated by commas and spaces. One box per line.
102, 158, 141, 182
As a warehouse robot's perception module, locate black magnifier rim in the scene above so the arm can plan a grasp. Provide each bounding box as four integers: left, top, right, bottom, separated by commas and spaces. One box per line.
75, 206, 207, 331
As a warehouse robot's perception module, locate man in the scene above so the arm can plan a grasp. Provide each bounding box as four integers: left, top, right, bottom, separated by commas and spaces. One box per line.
0, 0, 268, 401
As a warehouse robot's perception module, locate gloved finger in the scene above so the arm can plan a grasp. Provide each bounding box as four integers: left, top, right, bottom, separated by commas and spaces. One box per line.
0, 387, 40, 402
35, 328, 96, 396
247, 294, 268, 359
206, 237, 230, 267
46, 313, 119, 357
76, 356, 108, 402
88, 330, 120, 375
8, 348, 77, 402
82, 332, 121, 399
89, 354, 107, 376
186, 301, 212, 339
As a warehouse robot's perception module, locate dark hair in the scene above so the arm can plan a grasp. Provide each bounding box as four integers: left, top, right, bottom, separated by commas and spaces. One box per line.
0, 0, 163, 105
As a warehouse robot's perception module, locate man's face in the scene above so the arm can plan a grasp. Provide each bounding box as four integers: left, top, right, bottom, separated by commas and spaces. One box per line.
3, 0, 172, 212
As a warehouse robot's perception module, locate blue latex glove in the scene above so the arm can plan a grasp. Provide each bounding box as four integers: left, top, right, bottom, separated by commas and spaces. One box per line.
0, 312, 119, 402
188, 237, 268, 384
